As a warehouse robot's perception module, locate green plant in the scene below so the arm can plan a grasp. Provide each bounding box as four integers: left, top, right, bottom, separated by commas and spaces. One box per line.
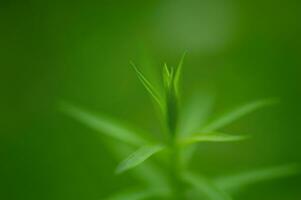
61, 54, 299, 200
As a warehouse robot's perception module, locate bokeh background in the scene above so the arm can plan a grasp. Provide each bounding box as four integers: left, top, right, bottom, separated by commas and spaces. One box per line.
1, 0, 300, 199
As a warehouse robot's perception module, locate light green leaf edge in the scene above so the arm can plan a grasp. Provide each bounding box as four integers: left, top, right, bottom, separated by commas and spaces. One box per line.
116, 144, 165, 174
214, 164, 300, 193
163, 63, 172, 90
174, 52, 186, 93
179, 132, 249, 146
202, 98, 279, 132
104, 138, 170, 189
182, 172, 232, 200
60, 102, 146, 146
130, 61, 164, 110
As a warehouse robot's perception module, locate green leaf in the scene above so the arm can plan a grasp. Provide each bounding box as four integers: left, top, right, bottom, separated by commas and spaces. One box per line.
130, 61, 163, 110
174, 52, 186, 93
116, 144, 165, 174
182, 172, 232, 200
162, 65, 179, 136
202, 98, 279, 132
179, 132, 249, 145
163, 63, 174, 91
179, 92, 215, 137
214, 164, 300, 193
163, 63, 171, 86
60, 102, 146, 146
102, 139, 170, 189
179, 93, 215, 168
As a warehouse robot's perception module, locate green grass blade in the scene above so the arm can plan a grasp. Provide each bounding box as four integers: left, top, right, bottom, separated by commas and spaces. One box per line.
183, 172, 233, 200
179, 132, 249, 145
163, 63, 171, 87
116, 144, 165, 174
60, 102, 146, 146
174, 52, 186, 92
214, 164, 300, 193
130, 61, 163, 109
202, 98, 279, 132
103, 139, 170, 189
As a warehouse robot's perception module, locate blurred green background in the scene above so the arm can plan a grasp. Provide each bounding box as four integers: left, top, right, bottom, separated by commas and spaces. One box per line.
1, 0, 300, 199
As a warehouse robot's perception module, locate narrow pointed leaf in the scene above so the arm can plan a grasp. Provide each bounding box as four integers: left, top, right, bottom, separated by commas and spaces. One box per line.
179, 93, 215, 137
61, 103, 169, 187
130, 62, 163, 109
180, 132, 249, 145
163, 63, 172, 90
179, 93, 215, 167
202, 99, 279, 132
214, 164, 300, 193
113, 143, 169, 189
183, 172, 232, 200
174, 52, 186, 91
103, 139, 170, 188
116, 144, 165, 174
60, 102, 146, 146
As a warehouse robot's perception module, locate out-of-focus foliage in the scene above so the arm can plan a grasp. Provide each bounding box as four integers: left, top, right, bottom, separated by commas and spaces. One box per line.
1, 0, 300, 199
61, 60, 298, 199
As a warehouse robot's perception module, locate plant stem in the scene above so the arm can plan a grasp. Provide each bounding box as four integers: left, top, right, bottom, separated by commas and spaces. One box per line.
164, 63, 184, 199
169, 137, 185, 199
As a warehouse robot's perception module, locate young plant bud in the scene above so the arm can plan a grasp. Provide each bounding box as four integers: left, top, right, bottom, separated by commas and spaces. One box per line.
163, 53, 185, 138
164, 65, 179, 138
